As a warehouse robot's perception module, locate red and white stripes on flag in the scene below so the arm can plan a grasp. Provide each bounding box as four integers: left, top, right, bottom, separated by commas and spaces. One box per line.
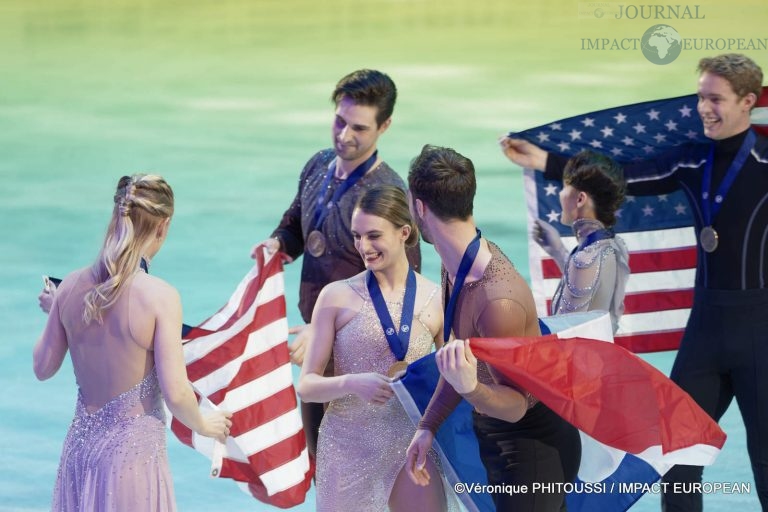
167, 247, 312, 508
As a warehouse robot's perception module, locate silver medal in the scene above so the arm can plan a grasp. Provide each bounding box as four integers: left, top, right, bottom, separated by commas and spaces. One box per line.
307, 230, 327, 257
699, 226, 718, 253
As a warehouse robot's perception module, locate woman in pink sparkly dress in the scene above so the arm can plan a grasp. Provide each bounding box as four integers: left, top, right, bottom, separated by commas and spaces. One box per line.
298, 185, 455, 512
33, 174, 232, 511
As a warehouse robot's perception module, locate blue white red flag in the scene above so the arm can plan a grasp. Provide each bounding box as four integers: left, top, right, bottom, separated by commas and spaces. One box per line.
167, 247, 312, 508
516, 87, 768, 352
392, 312, 726, 512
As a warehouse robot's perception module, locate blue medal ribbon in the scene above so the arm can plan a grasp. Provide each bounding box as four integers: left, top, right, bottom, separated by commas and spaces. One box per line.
367, 267, 417, 361
701, 130, 755, 226
573, 229, 615, 253
443, 229, 482, 343
311, 151, 378, 231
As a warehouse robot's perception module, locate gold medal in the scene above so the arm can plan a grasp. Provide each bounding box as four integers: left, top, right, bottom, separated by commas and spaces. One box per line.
387, 361, 408, 378
306, 230, 326, 257
699, 226, 718, 253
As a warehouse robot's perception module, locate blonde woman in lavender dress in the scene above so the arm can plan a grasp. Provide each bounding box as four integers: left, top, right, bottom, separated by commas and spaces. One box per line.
298, 185, 453, 512
530, 150, 630, 332
33, 174, 232, 511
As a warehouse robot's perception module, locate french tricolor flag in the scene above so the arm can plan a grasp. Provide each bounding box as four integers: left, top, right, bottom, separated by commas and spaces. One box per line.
392, 312, 726, 512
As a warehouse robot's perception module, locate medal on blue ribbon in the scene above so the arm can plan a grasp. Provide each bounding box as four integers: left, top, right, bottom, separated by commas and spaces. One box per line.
577, 228, 615, 251
367, 267, 417, 378
307, 151, 378, 257
699, 130, 755, 253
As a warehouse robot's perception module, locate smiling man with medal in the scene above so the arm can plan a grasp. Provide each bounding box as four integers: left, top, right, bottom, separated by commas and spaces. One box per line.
405, 145, 582, 511
500, 54, 768, 511
250, 70, 421, 461
659, 54, 768, 512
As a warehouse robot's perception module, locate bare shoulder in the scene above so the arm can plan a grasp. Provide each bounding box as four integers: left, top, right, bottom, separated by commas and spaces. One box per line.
415, 272, 439, 291
414, 272, 442, 336
415, 272, 440, 306
312, 273, 365, 328
131, 272, 181, 310
316, 272, 364, 308
55, 266, 90, 292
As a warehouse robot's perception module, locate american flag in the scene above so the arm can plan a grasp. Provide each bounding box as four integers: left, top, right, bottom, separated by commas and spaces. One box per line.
517, 87, 768, 353
167, 247, 312, 508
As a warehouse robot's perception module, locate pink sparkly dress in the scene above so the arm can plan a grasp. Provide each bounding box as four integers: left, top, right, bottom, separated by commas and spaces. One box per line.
51, 367, 175, 511
315, 280, 442, 511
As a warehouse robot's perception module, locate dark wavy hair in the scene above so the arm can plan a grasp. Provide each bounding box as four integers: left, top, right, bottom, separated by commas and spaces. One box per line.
562, 150, 626, 227
408, 144, 476, 222
331, 69, 397, 127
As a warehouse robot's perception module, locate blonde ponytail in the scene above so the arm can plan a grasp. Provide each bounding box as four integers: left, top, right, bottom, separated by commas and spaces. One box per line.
83, 174, 174, 324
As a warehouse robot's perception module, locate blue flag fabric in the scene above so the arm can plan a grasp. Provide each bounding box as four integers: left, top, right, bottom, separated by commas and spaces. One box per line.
395, 352, 493, 512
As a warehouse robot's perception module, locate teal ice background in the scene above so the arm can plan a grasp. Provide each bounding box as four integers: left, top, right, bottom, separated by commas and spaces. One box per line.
1, 1, 763, 510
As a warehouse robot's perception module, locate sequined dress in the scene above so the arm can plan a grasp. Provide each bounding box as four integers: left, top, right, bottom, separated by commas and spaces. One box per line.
550, 218, 630, 333
315, 280, 438, 511
52, 367, 175, 511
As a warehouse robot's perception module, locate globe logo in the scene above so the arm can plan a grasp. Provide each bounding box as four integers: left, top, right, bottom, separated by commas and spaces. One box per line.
641, 24, 682, 65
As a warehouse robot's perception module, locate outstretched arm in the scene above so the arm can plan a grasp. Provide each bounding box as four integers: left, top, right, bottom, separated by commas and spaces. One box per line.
499, 136, 549, 171
543, 145, 686, 196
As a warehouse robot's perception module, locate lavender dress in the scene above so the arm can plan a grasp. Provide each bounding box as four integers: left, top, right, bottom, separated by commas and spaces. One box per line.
51, 367, 176, 511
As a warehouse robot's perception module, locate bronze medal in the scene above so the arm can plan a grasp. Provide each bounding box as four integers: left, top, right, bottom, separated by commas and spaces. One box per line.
699, 226, 718, 253
306, 230, 326, 257
387, 361, 408, 378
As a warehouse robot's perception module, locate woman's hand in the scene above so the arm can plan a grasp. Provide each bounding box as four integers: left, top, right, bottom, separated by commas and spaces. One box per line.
199, 410, 234, 444
405, 429, 435, 486
348, 372, 394, 404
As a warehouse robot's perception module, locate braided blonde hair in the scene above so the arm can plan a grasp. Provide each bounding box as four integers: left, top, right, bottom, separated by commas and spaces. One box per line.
83, 174, 174, 324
